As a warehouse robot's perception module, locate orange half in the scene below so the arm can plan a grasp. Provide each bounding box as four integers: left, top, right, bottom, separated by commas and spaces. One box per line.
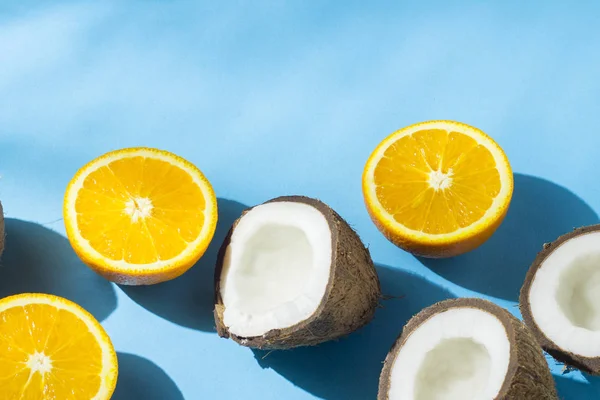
0, 293, 118, 399
362, 120, 513, 257
64, 147, 218, 285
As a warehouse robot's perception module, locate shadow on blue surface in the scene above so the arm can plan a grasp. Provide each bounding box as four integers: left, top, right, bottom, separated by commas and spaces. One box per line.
253, 265, 454, 400
121, 198, 248, 331
0, 218, 117, 321
112, 352, 184, 400
554, 373, 600, 399
419, 174, 599, 301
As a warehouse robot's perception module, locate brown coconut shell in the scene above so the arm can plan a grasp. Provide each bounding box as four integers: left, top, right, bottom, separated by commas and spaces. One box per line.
0, 201, 4, 257
520, 224, 600, 375
378, 298, 557, 400
213, 195, 381, 350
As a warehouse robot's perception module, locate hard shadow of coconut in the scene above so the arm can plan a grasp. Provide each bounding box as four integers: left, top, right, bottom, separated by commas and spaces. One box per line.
112, 352, 184, 400
554, 373, 600, 399
419, 174, 599, 301
252, 264, 454, 400
120, 198, 248, 331
0, 219, 117, 322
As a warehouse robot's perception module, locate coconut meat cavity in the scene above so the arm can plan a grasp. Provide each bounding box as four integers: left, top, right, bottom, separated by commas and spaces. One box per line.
388, 308, 510, 400
219, 201, 332, 338
529, 230, 600, 357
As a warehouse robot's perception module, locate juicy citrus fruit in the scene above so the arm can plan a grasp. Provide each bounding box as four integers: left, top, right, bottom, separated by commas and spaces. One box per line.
64, 147, 218, 285
362, 120, 513, 258
0, 293, 118, 399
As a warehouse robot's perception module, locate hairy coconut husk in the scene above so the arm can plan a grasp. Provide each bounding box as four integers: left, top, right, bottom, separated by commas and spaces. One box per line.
214, 195, 381, 349
379, 298, 557, 400
521, 224, 600, 375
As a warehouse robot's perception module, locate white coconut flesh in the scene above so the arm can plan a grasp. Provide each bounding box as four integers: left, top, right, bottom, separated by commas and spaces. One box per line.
388, 308, 510, 400
219, 201, 332, 338
529, 231, 600, 357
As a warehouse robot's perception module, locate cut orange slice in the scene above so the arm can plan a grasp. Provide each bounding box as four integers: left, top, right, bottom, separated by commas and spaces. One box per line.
0, 293, 118, 399
64, 147, 218, 285
362, 120, 513, 258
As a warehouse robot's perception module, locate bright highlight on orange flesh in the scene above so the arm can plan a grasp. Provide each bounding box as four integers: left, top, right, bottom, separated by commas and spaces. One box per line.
0, 294, 117, 399
64, 148, 218, 285
363, 121, 513, 258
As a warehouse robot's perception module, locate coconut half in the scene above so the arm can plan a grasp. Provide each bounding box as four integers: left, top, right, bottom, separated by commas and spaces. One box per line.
521, 224, 600, 375
0, 201, 4, 256
214, 195, 381, 349
379, 298, 557, 400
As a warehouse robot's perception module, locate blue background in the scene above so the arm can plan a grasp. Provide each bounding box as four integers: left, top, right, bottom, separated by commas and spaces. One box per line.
1, 1, 600, 398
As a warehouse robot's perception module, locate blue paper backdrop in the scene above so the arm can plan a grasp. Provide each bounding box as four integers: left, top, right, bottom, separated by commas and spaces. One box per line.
1, 1, 600, 398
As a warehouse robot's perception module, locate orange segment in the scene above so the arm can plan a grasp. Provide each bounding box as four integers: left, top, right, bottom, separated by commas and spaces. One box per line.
64, 147, 218, 285
0, 293, 117, 399
441, 130, 480, 172
363, 120, 513, 258
412, 128, 448, 170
